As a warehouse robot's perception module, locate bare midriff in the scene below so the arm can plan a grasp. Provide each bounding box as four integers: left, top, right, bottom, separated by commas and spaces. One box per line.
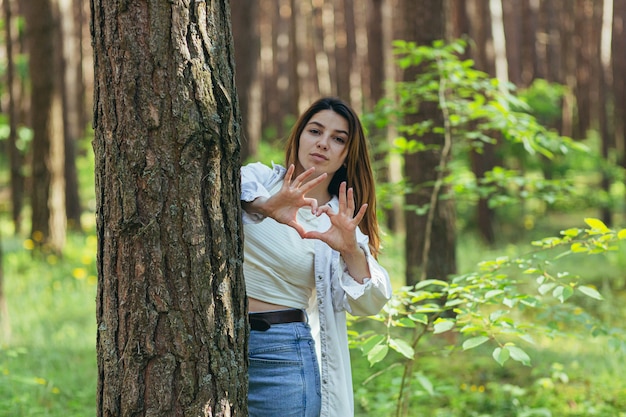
248, 297, 290, 313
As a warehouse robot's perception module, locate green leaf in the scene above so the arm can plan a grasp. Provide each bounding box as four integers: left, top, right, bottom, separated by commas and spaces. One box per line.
416, 373, 435, 396
408, 313, 429, 325
584, 218, 611, 233
463, 336, 490, 350
503, 297, 516, 308
519, 334, 536, 345
389, 337, 415, 359
561, 228, 581, 238
492, 347, 510, 366
489, 310, 507, 322
508, 345, 531, 366
413, 279, 449, 290
553, 285, 574, 302
578, 285, 604, 300
367, 343, 389, 366
570, 242, 589, 253
360, 334, 386, 354
395, 317, 417, 328
485, 290, 504, 299
618, 229, 626, 240
433, 319, 455, 334
538, 282, 556, 295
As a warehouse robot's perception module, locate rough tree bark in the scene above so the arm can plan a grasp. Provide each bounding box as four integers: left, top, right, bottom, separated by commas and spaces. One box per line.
91, 0, 247, 415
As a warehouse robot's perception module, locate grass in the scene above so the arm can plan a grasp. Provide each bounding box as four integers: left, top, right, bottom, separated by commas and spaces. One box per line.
1, 231, 97, 417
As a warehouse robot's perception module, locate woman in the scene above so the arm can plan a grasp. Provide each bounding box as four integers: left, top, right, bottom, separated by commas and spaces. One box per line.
241, 97, 392, 417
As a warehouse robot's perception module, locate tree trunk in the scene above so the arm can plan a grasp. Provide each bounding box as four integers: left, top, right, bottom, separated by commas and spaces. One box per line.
466, 0, 499, 245
24, 0, 67, 253
396, 0, 457, 286
502, 0, 523, 85
78, 0, 93, 132
543, 0, 564, 83
60, 0, 83, 231
3, 0, 25, 234
232, 0, 259, 162
0, 231, 10, 342
614, 0, 626, 173
599, 0, 614, 226
520, 0, 539, 86
366, 0, 402, 233
574, 0, 594, 138
91, 0, 247, 415
560, 0, 577, 138
334, 0, 355, 101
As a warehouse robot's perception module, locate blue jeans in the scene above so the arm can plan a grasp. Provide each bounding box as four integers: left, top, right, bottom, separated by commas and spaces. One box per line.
248, 321, 321, 417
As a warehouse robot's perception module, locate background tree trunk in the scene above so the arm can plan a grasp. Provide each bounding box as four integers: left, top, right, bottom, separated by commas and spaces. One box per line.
91, 0, 247, 415
521, 0, 539, 86
502, 0, 523, 85
366, 0, 403, 233
396, 0, 457, 286
24, 0, 67, 252
232, 0, 260, 162
334, 0, 355, 101
466, 0, 498, 245
3, 0, 25, 234
614, 0, 626, 174
574, 0, 594, 139
59, 0, 83, 231
0, 231, 10, 342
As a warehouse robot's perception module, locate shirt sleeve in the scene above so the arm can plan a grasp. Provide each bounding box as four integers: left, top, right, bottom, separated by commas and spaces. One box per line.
240, 162, 283, 224
334, 230, 392, 316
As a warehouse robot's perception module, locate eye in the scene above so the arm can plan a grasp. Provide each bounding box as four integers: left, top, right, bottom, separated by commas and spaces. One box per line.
335, 136, 347, 144
309, 128, 321, 135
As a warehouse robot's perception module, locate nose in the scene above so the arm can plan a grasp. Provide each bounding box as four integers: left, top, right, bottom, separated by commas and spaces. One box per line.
316, 135, 329, 150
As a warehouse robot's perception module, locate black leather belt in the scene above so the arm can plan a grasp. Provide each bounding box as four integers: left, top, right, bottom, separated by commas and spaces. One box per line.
249, 309, 307, 331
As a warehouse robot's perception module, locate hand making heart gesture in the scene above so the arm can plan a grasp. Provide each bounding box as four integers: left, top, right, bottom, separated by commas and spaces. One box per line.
256, 164, 328, 237
303, 181, 367, 255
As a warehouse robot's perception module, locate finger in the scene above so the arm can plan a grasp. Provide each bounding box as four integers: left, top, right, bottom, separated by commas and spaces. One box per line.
314, 204, 334, 217
303, 197, 319, 214
346, 186, 356, 214
283, 164, 296, 188
301, 230, 321, 240
338, 182, 347, 209
287, 219, 307, 238
299, 172, 328, 194
353, 203, 368, 224
293, 167, 315, 184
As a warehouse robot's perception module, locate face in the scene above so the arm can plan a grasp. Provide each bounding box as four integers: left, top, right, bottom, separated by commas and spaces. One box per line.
296, 110, 349, 179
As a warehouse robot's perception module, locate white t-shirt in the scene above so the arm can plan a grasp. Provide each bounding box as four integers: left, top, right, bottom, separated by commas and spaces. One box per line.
244, 181, 320, 308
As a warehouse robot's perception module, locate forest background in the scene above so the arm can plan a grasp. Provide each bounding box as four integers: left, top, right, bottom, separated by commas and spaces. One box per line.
1, 0, 626, 416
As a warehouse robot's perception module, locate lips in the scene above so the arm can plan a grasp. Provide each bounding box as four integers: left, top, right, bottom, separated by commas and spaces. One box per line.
310, 153, 328, 161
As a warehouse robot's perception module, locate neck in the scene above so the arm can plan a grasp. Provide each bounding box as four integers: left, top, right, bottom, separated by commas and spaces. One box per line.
308, 189, 332, 206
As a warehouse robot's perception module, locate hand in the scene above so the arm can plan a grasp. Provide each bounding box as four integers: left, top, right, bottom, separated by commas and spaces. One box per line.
303, 182, 367, 255
254, 164, 327, 236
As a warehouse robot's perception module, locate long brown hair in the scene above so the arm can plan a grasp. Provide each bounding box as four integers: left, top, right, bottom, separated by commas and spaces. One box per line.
284, 97, 381, 257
